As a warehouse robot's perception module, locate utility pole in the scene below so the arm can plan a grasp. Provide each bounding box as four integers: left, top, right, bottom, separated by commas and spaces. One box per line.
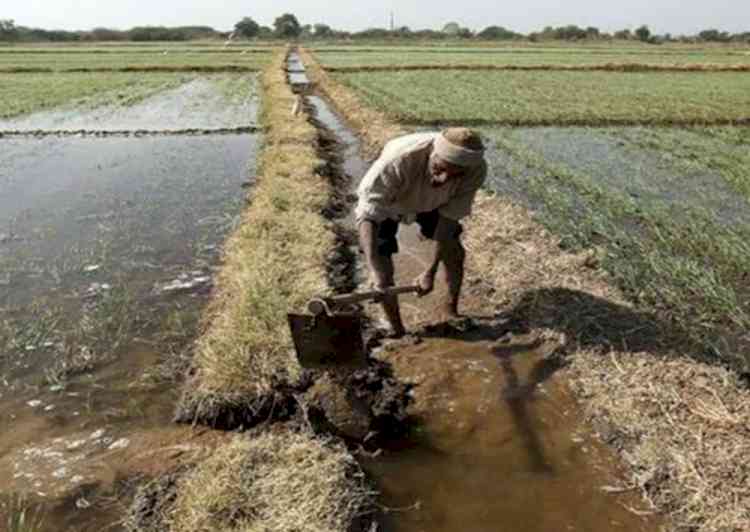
390, 11, 394, 32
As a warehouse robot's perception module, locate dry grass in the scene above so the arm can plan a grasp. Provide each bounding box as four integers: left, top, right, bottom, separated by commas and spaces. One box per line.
325, 63, 750, 73
176, 49, 335, 425
299, 48, 407, 156
166, 429, 373, 532
304, 48, 750, 531
127, 428, 374, 532
464, 195, 750, 531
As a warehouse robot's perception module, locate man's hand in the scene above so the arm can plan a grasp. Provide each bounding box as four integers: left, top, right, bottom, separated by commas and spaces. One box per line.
415, 269, 436, 297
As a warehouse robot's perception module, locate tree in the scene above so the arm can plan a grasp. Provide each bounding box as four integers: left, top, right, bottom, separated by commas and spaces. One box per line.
442, 22, 461, 35
614, 29, 632, 40
274, 13, 301, 38
478, 26, 519, 40
585, 26, 600, 39
0, 19, 18, 41
635, 25, 651, 42
234, 17, 260, 39
699, 29, 731, 42
313, 24, 334, 38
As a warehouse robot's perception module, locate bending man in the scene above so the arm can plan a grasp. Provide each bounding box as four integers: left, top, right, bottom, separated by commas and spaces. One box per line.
355, 128, 487, 337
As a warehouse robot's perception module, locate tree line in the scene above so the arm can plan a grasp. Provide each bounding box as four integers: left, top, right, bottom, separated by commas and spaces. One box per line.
1, 15, 748, 44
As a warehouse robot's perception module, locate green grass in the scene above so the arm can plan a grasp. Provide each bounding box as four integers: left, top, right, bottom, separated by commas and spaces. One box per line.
0, 72, 191, 118
335, 70, 750, 125
0, 51, 271, 71
317, 50, 750, 68
482, 127, 750, 367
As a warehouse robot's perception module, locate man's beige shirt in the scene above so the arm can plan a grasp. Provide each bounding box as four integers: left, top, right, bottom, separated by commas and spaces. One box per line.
355, 132, 487, 226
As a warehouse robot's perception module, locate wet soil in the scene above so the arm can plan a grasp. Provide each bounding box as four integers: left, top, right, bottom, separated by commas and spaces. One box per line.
0, 76, 258, 132
0, 121, 257, 528
304, 67, 662, 531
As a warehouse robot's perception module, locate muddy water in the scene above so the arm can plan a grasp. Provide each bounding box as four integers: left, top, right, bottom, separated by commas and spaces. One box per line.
305, 82, 660, 531
0, 127, 256, 527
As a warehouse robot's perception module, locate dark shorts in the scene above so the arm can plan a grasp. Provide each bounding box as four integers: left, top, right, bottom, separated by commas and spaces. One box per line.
377, 209, 463, 256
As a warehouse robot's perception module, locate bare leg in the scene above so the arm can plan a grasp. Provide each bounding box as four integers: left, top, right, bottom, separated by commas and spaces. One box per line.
373, 253, 406, 336
441, 239, 466, 318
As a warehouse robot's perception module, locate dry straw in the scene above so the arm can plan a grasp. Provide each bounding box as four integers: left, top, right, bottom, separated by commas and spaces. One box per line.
176, 49, 333, 425
168, 430, 373, 532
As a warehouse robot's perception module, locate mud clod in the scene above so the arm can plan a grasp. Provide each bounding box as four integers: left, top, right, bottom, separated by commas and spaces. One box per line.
127, 471, 185, 532
303, 362, 412, 444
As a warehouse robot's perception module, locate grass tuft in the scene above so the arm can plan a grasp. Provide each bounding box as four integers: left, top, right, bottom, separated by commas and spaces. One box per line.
163, 430, 373, 532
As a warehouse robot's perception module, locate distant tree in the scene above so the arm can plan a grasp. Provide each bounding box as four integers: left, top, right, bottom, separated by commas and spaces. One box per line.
699, 29, 731, 42
0, 19, 19, 41
234, 17, 260, 38
457, 27, 473, 38
614, 29, 632, 40
442, 22, 461, 35
91, 27, 128, 41
258, 26, 273, 39
274, 13, 302, 38
478, 26, 519, 40
635, 25, 651, 42
585, 26, 600, 39
353, 27, 390, 39
313, 24, 334, 38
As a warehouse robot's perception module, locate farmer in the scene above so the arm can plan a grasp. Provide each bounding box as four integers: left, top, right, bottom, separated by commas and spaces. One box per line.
355, 128, 487, 337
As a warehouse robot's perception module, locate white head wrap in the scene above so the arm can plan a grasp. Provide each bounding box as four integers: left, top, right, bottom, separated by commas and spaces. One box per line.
433, 132, 485, 168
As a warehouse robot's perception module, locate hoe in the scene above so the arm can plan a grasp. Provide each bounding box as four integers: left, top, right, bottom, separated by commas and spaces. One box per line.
288, 285, 419, 370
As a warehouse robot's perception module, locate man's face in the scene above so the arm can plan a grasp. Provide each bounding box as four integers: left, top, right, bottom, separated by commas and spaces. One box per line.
429, 154, 465, 188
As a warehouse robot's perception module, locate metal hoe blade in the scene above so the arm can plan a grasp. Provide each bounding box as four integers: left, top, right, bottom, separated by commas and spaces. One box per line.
287, 313, 367, 370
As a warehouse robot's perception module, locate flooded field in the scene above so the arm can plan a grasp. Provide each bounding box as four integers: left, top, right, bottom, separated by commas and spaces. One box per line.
0, 75, 258, 130
0, 75, 258, 530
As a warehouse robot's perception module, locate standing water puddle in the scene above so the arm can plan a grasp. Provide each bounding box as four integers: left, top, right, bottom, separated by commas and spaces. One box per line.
0, 78, 257, 530
301, 61, 660, 531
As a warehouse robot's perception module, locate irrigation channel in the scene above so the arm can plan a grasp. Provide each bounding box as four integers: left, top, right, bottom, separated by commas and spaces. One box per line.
0, 76, 257, 530
292, 52, 662, 531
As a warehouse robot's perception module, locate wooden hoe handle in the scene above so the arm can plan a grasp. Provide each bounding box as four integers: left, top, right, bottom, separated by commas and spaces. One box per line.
307, 285, 420, 315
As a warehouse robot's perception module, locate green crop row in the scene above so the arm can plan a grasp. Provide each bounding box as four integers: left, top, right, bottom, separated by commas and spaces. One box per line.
317, 50, 750, 68
0, 72, 192, 118
0, 51, 270, 71
335, 70, 750, 125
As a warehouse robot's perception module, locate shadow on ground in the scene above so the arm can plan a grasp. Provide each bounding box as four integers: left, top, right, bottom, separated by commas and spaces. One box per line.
422, 286, 707, 364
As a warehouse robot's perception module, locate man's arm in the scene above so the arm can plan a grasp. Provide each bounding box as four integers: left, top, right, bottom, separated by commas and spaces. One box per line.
416, 215, 460, 296
359, 220, 393, 289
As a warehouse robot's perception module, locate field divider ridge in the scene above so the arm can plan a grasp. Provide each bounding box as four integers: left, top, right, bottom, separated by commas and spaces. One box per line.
0, 126, 261, 138
399, 117, 750, 127
0, 65, 261, 74
325, 62, 750, 73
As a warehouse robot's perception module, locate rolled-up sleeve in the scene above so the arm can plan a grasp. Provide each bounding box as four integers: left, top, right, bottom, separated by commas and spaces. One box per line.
438, 160, 487, 221
355, 161, 405, 225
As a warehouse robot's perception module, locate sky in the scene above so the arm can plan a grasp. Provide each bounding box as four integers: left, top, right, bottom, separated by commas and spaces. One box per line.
4, 0, 749, 35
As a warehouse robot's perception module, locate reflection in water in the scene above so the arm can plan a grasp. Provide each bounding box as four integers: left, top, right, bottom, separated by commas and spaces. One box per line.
0, 134, 255, 531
